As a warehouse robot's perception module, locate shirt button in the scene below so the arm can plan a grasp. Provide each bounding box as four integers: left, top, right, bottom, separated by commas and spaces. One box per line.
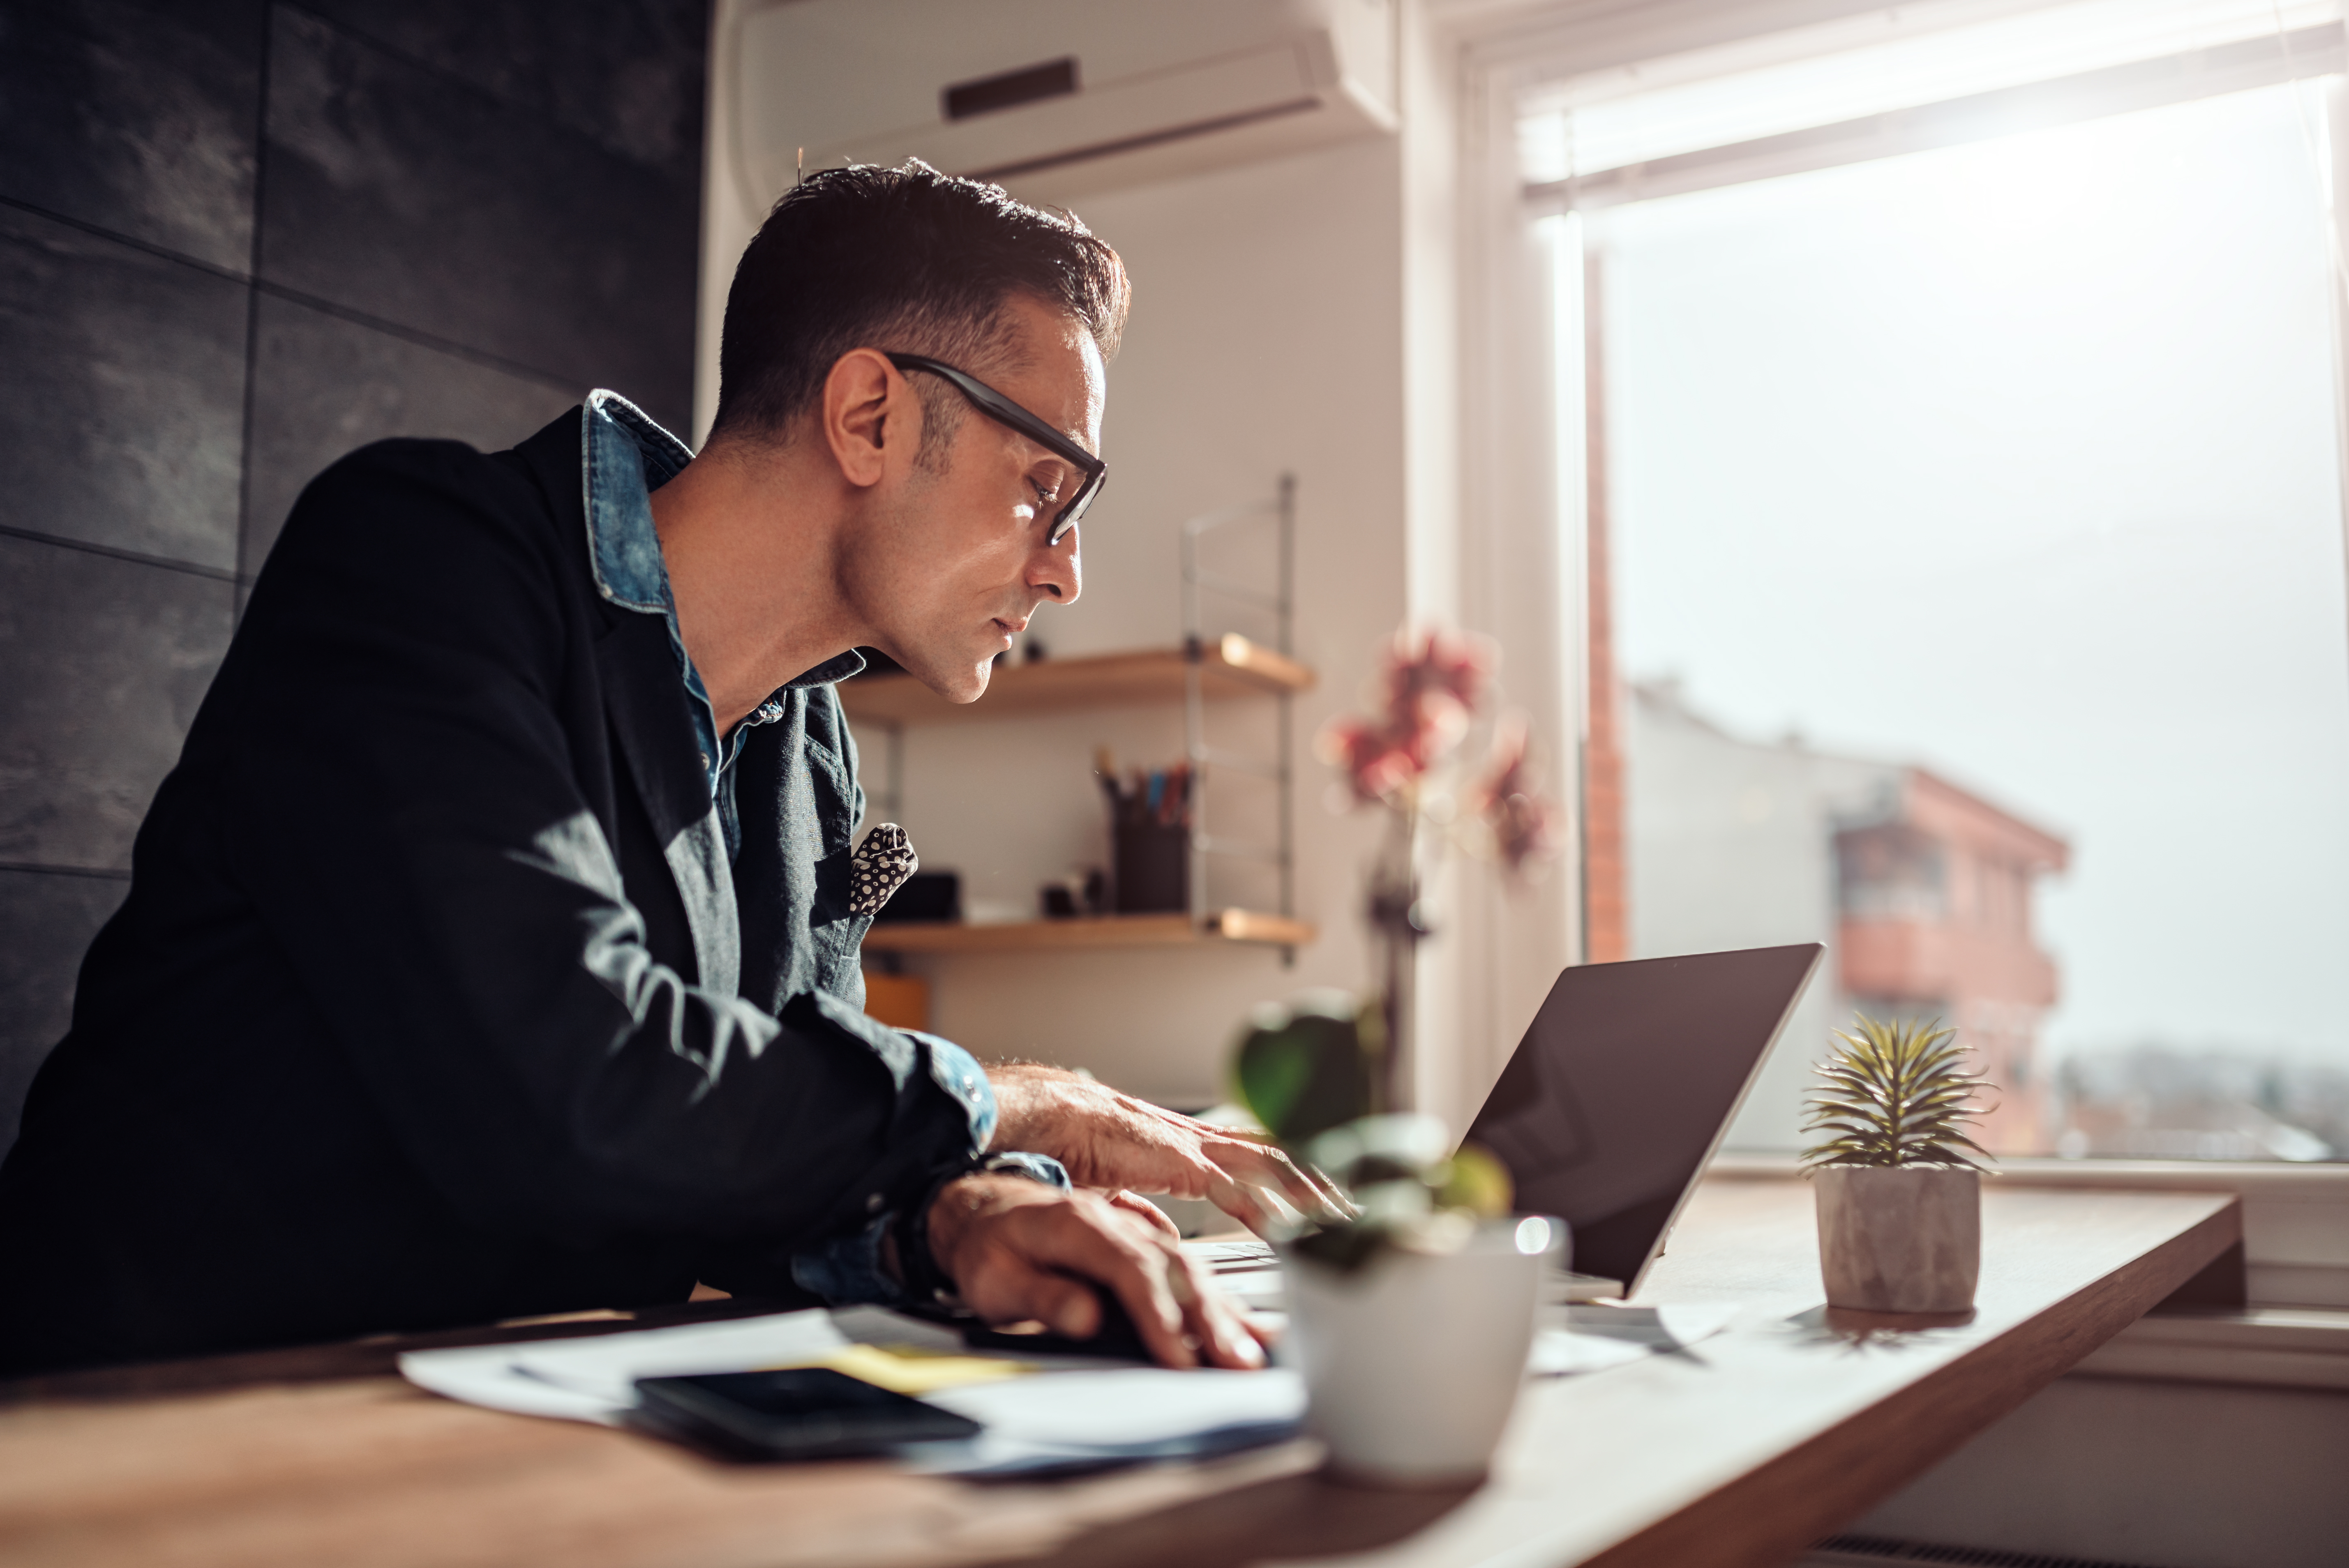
866, 1193, 884, 1213
699, 751, 711, 767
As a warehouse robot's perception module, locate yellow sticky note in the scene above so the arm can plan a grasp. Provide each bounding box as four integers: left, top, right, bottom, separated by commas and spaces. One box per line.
759, 1343, 1036, 1396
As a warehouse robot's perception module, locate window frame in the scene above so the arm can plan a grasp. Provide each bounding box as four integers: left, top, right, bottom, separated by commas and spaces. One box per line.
1428, 0, 2349, 1315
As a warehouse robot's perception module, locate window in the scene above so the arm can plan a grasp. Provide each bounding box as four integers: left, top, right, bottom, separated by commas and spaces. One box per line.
1533, 0, 2349, 1161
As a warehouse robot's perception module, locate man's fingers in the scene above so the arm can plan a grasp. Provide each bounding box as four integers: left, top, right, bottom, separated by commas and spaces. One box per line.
958, 1249, 1100, 1338
1166, 1249, 1266, 1370
1207, 1135, 1350, 1220
1203, 1163, 1329, 1240
1034, 1273, 1101, 1338
1103, 1189, 1181, 1239
1016, 1084, 1358, 1232
941, 1178, 1278, 1372
1085, 1161, 1267, 1368
1143, 1106, 1352, 1224
1012, 1199, 1198, 1368
1198, 1167, 1283, 1237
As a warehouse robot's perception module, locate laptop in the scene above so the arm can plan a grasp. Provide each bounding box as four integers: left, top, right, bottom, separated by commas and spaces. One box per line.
1194, 943, 1822, 1304
1463, 943, 1823, 1298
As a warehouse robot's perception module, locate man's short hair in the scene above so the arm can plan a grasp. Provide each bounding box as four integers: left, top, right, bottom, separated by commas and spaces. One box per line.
711, 161, 1130, 452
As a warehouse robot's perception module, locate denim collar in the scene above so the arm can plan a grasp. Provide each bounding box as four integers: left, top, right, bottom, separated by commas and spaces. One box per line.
578, 390, 866, 692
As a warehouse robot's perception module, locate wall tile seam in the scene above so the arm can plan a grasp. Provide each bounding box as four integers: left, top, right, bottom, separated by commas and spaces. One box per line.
0, 195, 587, 396
270, 0, 708, 182
240, 7, 274, 589
0, 524, 241, 587
0, 862, 134, 883
0, 194, 250, 290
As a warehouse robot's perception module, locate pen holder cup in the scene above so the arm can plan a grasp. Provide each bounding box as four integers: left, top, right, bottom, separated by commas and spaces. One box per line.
1113, 822, 1188, 915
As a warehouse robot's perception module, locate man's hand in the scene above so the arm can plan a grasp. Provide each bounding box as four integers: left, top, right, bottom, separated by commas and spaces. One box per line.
924, 1172, 1266, 1370
986, 1063, 1349, 1236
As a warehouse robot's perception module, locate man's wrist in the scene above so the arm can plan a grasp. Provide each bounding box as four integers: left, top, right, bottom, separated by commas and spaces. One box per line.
909, 1153, 1072, 1298
918, 1172, 987, 1294
981, 1061, 1079, 1152
893, 1167, 972, 1304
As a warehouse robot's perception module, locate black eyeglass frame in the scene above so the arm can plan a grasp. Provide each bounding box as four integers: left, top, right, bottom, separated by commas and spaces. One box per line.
886, 352, 1105, 546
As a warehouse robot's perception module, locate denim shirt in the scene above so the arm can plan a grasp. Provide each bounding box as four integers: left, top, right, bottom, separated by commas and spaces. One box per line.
580, 390, 855, 862
577, 392, 1065, 1303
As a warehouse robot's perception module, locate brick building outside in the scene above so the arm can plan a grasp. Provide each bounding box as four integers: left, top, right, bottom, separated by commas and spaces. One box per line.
1622, 679, 2069, 1154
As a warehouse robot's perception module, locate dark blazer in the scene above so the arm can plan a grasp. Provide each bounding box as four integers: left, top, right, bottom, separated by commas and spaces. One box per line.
0, 410, 976, 1377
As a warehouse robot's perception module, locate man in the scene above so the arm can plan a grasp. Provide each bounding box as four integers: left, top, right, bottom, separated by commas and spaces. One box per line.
0, 164, 1331, 1378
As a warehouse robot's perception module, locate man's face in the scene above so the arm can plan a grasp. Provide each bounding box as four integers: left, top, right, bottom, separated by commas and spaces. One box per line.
843, 294, 1101, 703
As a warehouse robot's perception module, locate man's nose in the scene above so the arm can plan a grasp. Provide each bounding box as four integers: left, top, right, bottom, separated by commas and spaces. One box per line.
1032, 530, 1081, 605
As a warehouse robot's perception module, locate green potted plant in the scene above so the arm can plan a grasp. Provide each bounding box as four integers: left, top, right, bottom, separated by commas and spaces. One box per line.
1802, 1014, 1996, 1314
1219, 622, 1564, 1485
1233, 994, 1554, 1487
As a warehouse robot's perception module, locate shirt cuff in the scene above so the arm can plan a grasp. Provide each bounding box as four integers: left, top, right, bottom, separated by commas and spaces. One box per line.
789, 1210, 903, 1305
913, 1032, 997, 1154
975, 1150, 1070, 1191
787, 1151, 1071, 1306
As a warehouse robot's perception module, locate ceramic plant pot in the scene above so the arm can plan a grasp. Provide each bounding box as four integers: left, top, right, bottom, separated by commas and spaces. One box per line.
1282, 1217, 1559, 1487
1813, 1165, 1980, 1313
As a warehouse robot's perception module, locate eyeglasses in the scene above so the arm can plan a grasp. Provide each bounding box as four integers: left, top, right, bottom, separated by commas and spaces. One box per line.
887, 353, 1105, 546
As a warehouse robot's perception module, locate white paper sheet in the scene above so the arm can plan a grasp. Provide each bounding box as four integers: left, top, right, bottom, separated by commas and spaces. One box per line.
1528, 1303, 1740, 1377
398, 1296, 1737, 1476
900, 1368, 1308, 1476
399, 1342, 638, 1424
399, 1308, 854, 1424
399, 1307, 1307, 1477
923, 1367, 1305, 1448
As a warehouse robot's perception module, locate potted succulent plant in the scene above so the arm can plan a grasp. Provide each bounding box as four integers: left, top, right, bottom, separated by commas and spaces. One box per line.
1233, 994, 1556, 1487
1802, 1014, 1996, 1314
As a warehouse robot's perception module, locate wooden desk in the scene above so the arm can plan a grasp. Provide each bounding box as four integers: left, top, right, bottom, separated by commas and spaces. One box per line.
0, 1178, 2238, 1568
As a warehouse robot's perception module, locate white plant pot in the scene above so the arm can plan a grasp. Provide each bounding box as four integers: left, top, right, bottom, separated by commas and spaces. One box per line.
1813, 1165, 1980, 1314
1281, 1219, 1555, 1486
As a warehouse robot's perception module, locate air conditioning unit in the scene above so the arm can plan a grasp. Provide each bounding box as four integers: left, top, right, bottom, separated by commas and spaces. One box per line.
722, 0, 1398, 220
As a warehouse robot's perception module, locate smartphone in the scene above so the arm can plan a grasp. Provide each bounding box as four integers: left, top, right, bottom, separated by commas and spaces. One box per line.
632, 1367, 981, 1460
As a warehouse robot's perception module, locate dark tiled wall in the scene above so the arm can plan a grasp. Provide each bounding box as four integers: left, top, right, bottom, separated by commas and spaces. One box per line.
0, 0, 709, 1150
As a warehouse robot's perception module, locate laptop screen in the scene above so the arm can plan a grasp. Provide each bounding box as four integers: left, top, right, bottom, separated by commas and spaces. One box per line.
1460, 944, 1822, 1294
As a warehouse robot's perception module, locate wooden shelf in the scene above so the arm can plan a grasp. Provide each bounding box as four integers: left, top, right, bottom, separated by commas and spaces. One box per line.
837, 634, 1314, 727
861, 908, 1315, 954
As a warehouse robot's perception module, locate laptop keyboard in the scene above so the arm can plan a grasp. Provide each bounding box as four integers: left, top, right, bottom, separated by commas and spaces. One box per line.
1181, 1236, 1622, 1303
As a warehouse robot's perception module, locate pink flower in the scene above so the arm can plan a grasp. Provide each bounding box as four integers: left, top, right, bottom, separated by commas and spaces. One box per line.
1467, 715, 1561, 875
1385, 627, 1493, 717
1382, 628, 1492, 766
1320, 625, 1504, 809
1318, 715, 1424, 805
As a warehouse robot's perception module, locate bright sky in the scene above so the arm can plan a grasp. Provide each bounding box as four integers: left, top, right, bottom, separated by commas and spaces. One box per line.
1588, 82, 2349, 1069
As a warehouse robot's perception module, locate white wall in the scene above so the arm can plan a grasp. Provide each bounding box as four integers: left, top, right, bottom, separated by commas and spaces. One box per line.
1844, 1373, 2349, 1568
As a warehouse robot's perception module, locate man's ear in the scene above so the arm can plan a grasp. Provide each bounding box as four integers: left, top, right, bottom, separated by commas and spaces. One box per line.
822, 348, 912, 491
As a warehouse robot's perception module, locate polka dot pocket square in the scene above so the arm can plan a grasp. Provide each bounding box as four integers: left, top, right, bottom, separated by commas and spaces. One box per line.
849, 823, 919, 918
